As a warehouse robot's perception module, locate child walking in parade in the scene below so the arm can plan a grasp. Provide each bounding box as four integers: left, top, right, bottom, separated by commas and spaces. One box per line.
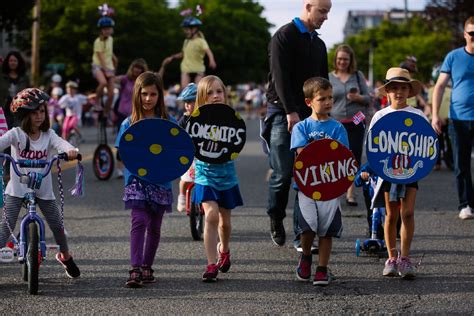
369, 67, 426, 279
291, 77, 348, 286
0, 88, 80, 278
176, 83, 197, 212
193, 76, 243, 282
115, 72, 175, 288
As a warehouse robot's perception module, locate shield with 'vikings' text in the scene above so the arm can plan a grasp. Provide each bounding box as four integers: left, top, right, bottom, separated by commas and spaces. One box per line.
293, 139, 359, 201
366, 111, 438, 184
119, 118, 195, 183
185, 104, 246, 164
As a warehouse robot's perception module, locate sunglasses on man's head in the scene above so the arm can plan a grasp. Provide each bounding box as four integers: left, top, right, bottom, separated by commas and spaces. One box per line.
467, 31, 474, 36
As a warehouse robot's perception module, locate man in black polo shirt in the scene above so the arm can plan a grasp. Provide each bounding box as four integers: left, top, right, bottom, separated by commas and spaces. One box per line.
263, 0, 332, 247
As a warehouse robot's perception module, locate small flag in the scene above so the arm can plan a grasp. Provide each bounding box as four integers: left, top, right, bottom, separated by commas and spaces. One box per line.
0, 108, 8, 136
196, 4, 203, 16
352, 111, 365, 125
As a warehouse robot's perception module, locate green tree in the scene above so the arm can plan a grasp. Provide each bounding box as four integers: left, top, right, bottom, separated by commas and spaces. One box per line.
329, 17, 452, 84
0, 1, 35, 34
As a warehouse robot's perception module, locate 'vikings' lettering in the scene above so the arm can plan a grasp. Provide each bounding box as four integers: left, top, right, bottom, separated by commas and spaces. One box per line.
367, 130, 438, 160
295, 157, 358, 186
186, 122, 245, 145
18, 142, 47, 160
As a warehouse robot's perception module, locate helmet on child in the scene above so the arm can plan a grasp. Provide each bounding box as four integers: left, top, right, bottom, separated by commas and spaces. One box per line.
177, 83, 197, 102
10, 88, 49, 114
181, 17, 202, 28
97, 16, 115, 28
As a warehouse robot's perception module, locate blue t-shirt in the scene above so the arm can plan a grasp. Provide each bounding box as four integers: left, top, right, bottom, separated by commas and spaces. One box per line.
194, 160, 238, 191
115, 116, 177, 189
291, 116, 349, 151
440, 47, 474, 120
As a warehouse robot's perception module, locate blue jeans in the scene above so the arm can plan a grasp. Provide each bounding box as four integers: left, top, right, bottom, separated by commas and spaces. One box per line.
267, 114, 301, 241
449, 119, 474, 210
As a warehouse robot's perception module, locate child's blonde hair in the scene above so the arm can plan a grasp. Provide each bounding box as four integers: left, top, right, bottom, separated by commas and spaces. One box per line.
303, 77, 332, 99
131, 71, 168, 124
196, 75, 228, 107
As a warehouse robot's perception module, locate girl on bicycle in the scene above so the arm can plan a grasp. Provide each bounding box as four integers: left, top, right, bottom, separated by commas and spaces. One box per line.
59, 81, 86, 142
92, 15, 117, 115
0, 88, 80, 278
115, 72, 176, 288
194, 75, 243, 282
164, 17, 217, 88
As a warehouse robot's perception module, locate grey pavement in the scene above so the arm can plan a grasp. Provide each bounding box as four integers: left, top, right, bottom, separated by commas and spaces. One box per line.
0, 120, 472, 314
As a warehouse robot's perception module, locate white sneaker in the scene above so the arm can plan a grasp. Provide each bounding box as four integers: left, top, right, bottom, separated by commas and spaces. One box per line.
459, 206, 474, 220
177, 194, 186, 212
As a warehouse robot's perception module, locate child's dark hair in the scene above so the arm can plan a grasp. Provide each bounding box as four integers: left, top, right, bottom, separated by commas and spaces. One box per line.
20, 103, 50, 134
303, 77, 332, 99
131, 71, 168, 124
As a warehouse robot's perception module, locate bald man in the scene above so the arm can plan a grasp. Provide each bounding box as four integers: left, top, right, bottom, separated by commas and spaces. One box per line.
264, 0, 332, 248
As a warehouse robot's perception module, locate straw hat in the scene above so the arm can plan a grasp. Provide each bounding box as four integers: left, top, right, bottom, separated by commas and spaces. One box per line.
378, 67, 422, 98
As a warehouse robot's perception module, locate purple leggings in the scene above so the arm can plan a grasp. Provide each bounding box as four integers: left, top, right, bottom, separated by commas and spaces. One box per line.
130, 207, 165, 268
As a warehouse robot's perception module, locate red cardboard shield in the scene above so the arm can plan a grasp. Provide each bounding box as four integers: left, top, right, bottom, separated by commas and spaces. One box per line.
293, 139, 359, 201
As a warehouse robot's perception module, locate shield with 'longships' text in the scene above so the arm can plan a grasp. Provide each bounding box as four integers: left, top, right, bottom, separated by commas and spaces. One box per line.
366, 111, 438, 184
185, 104, 246, 164
293, 139, 358, 201
119, 118, 195, 183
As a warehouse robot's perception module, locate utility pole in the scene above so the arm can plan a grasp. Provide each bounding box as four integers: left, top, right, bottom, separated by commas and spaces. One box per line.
404, 0, 408, 22
31, 0, 41, 87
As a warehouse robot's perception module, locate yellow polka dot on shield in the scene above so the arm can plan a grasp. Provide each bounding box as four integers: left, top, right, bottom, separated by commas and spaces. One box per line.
295, 161, 303, 170
170, 128, 179, 136
149, 144, 162, 155
179, 156, 189, 165
138, 168, 147, 176
125, 133, 133, 141
312, 191, 321, 200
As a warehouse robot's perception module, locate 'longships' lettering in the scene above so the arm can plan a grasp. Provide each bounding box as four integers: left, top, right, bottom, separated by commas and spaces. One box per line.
186, 122, 245, 145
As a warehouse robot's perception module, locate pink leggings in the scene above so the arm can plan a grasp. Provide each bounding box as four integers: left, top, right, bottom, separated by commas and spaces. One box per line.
62, 115, 79, 139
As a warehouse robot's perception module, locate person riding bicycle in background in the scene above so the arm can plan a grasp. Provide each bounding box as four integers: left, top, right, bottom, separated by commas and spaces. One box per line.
164, 16, 217, 89
176, 83, 197, 212
0, 88, 80, 278
92, 14, 117, 116
58, 81, 87, 143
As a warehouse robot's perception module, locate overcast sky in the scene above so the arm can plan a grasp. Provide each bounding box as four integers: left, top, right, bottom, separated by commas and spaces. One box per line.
169, 0, 428, 49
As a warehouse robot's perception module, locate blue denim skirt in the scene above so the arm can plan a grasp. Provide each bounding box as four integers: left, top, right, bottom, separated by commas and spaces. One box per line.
193, 184, 243, 210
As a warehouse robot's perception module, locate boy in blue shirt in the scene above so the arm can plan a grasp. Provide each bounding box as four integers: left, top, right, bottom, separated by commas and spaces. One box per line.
291, 77, 349, 286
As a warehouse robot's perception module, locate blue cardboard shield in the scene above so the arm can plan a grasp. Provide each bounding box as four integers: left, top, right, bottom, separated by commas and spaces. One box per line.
366, 111, 438, 184
119, 118, 195, 183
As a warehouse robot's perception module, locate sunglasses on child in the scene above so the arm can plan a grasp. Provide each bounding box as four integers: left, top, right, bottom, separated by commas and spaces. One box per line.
467, 31, 474, 36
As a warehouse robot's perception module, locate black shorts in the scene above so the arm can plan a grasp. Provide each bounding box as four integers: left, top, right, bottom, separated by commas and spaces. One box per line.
381, 181, 418, 192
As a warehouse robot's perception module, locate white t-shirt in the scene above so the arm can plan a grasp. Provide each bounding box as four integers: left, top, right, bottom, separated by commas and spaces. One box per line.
58, 94, 87, 119
368, 105, 428, 131
0, 128, 75, 199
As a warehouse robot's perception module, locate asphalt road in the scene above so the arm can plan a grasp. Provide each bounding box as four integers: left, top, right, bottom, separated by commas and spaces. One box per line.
0, 119, 472, 314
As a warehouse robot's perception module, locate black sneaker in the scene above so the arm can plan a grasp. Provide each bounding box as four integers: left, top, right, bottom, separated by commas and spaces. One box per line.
270, 218, 285, 246
56, 253, 80, 278
125, 268, 143, 288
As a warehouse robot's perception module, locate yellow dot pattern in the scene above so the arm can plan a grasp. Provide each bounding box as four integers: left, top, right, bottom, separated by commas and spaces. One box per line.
330, 141, 339, 150
429, 147, 434, 156
374, 137, 379, 144
138, 168, 147, 176
170, 128, 179, 136
191, 108, 200, 117
149, 144, 162, 155
295, 161, 303, 170
312, 191, 322, 200
348, 175, 355, 181
404, 118, 413, 127
179, 156, 189, 165
125, 133, 133, 141
230, 153, 239, 160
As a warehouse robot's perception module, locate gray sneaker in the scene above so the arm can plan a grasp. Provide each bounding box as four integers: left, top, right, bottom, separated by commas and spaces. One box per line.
398, 256, 416, 279
383, 258, 397, 277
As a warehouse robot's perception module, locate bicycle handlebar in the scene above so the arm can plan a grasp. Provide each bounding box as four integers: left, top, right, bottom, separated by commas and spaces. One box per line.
0, 152, 82, 179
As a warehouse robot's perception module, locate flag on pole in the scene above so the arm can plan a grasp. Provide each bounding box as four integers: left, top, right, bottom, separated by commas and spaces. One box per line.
0, 107, 8, 136
352, 111, 366, 125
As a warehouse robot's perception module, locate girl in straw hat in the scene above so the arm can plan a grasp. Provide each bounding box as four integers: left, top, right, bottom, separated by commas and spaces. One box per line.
367, 67, 426, 280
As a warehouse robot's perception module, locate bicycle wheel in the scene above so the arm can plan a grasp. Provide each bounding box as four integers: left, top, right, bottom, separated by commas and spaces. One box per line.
27, 222, 39, 295
189, 202, 204, 241
92, 144, 114, 180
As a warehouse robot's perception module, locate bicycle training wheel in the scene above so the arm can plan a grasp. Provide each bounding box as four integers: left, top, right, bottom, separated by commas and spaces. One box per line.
189, 202, 204, 241
92, 144, 114, 180
27, 222, 39, 295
